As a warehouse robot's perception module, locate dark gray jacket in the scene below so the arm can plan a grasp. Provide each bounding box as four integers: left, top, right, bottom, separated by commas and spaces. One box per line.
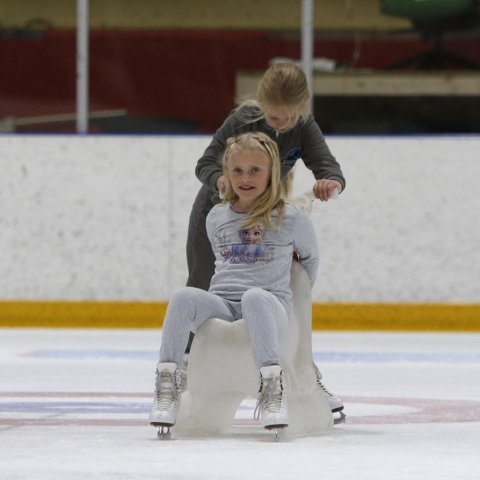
195, 106, 346, 201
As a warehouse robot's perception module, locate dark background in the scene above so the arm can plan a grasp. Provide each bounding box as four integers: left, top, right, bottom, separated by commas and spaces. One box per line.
1, 1, 479, 134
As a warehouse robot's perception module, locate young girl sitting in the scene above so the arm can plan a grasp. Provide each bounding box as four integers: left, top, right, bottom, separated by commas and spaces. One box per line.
149, 132, 319, 434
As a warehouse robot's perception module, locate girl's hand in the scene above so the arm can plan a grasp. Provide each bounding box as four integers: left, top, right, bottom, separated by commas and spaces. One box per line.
313, 179, 342, 201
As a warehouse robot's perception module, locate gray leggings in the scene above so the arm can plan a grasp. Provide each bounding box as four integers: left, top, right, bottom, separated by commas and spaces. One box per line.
159, 287, 289, 368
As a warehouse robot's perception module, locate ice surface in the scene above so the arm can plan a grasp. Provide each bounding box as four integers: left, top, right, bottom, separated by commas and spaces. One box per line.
1, 329, 479, 480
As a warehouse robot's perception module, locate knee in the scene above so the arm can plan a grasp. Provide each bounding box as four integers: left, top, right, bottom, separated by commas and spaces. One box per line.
241, 288, 270, 308
169, 287, 200, 306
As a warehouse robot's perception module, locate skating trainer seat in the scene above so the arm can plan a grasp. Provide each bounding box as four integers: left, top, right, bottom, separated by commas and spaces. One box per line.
173, 260, 333, 438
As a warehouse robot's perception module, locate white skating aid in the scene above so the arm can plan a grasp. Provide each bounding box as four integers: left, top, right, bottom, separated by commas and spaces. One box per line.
290, 187, 339, 213
174, 261, 333, 439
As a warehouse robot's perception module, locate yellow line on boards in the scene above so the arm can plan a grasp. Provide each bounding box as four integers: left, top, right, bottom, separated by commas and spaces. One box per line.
311, 303, 480, 332
0, 301, 479, 331
0, 301, 166, 329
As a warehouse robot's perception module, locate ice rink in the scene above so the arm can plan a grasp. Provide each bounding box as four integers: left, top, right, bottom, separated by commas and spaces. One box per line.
1, 328, 479, 480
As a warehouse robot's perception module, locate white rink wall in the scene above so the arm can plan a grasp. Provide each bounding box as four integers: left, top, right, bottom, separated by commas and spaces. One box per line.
1, 134, 479, 304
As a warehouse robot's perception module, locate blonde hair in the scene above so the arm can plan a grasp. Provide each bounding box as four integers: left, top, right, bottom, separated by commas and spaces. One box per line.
236, 63, 310, 125
222, 132, 289, 230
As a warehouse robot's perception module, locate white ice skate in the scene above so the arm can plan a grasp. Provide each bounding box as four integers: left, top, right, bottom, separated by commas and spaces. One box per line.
254, 365, 288, 437
149, 362, 182, 438
314, 364, 346, 424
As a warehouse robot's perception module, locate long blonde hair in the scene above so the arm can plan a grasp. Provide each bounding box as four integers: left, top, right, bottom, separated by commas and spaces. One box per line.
222, 132, 289, 230
236, 63, 310, 125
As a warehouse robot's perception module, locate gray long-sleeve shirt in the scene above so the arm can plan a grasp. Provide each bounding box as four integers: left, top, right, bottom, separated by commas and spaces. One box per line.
206, 202, 319, 310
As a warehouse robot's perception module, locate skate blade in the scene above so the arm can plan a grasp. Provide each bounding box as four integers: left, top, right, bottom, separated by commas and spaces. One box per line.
264, 424, 288, 430
151, 422, 174, 440
333, 411, 346, 425
264, 424, 288, 441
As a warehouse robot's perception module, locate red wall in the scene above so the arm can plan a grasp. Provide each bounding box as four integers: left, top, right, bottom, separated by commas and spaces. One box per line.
1, 29, 479, 133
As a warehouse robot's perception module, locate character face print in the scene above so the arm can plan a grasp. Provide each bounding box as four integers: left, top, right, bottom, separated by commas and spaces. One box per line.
239, 226, 264, 244
220, 224, 272, 265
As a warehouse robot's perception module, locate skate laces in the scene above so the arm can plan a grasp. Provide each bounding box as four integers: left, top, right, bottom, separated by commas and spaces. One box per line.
314, 364, 334, 397
254, 374, 284, 420
154, 369, 178, 410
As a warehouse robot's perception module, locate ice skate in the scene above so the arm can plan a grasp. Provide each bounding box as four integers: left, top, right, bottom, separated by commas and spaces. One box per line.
254, 365, 288, 434
314, 364, 346, 424
149, 362, 182, 437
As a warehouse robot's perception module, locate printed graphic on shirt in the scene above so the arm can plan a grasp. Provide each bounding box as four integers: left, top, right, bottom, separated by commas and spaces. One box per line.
219, 225, 273, 264
281, 148, 301, 168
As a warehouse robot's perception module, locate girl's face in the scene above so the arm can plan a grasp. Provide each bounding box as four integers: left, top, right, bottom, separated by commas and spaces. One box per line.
264, 105, 299, 133
226, 149, 270, 208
